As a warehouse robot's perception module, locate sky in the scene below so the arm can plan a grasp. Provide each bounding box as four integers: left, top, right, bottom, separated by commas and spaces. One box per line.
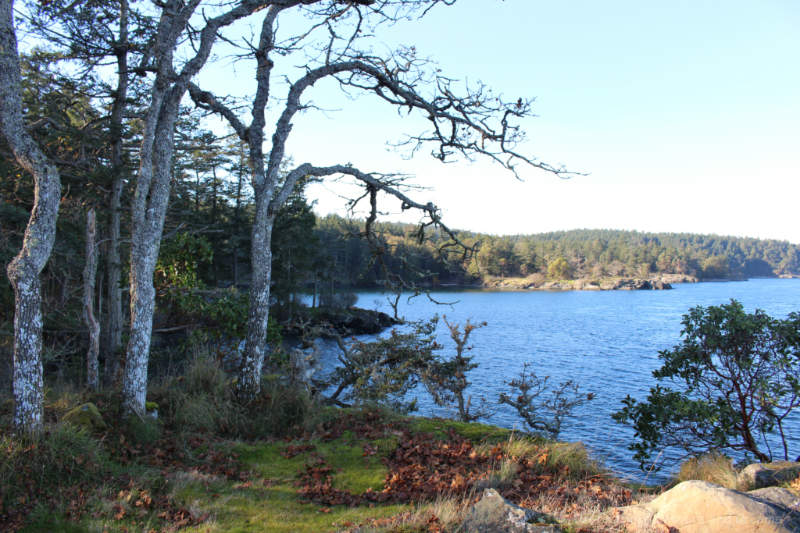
199, 0, 800, 243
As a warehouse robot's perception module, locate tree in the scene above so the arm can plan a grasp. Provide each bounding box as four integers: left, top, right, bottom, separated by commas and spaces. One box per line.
189, 0, 570, 399
26, 0, 147, 386
323, 318, 441, 413
423, 317, 488, 422
122, 0, 273, 416
613, 300, 800, 469
547, 256, 572, 280
0, 0, 62, 434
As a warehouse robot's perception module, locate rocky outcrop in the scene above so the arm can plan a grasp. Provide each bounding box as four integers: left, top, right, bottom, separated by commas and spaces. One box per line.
606, 278, 672, 290
483, 275, 687, 291
749, 487, 800, 509
738, 462, 800, 490
284, 306, 399, 337
462, 488, 561, 532
616, 480, 800, 533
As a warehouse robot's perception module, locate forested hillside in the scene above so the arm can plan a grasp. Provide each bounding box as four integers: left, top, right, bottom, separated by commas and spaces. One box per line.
311, 218, 800, 288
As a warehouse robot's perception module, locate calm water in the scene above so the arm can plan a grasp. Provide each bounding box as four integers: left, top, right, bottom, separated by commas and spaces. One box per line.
332, 279, 800, 482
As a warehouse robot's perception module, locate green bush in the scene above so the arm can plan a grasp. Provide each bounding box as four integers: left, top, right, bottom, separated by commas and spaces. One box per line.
614, 300, 800, 469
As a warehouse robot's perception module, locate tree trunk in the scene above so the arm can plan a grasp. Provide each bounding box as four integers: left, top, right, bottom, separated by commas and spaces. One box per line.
0, 0, 62, 435
123, 117, 177, 415
232, 142, 245, 287
238, 192, 274, 399
105, 170, 124, 385
103, 0, 128, 386
83, 208, 100, 390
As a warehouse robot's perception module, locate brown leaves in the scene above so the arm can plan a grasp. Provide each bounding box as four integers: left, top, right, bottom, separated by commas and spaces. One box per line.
282, 443, 315, 458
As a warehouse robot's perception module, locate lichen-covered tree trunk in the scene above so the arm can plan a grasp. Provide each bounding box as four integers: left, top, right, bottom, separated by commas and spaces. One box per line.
123, 115, 177, 415
0, 0, 62, 435
238, 193, 275, 398
83, 208, 100, 390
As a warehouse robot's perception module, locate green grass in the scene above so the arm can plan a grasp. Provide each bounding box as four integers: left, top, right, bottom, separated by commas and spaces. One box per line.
4, 399, 619, 533
171, 435, 408, 533
175, 481, 408, 533
408, 416, 512, 443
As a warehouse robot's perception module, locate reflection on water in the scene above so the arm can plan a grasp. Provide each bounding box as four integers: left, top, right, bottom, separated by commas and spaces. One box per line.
316, 278, 800, 482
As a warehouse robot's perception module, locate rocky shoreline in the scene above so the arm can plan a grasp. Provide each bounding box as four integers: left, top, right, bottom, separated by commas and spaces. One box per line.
482, 273, 698, 291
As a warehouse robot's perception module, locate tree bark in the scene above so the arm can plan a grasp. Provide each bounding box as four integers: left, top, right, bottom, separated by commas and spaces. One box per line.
83, 208, 100, 390
124, 109, 178, 415
238, 192, 274, 397
103, 0, 129, 385
0, 0, 62, 435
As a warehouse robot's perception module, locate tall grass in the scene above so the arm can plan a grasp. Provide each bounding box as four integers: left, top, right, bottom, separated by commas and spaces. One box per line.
675, 453, 738, 489
0, 423, 109, 519
149, 354, 310, 439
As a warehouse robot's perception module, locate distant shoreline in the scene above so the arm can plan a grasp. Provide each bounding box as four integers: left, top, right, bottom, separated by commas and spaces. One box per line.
344, 275, 800, 294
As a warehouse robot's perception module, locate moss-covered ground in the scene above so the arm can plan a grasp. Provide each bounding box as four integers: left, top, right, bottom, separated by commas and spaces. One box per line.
3, 398, 637, 533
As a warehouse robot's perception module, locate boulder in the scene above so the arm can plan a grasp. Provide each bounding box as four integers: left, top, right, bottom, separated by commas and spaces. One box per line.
63, 402, 107, 431
738, 462, 800, 490
461, 488, 561, 532
616, 480, 800, 533
749, 487, 800, 510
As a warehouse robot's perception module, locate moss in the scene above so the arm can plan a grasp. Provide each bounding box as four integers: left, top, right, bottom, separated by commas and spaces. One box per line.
408, 416, 511, 443
145, 401, 159, 412
62, 402, 106, 431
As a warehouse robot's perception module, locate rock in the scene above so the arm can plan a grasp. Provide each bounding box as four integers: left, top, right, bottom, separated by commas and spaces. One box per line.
63, 402, 106, 431
738, 462, 800, 490
749, 487, 800, 510
616, 480, 800, 533
461, 488, 561, 532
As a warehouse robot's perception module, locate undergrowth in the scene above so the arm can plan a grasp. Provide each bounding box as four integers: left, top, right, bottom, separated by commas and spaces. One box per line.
1, 356, 639, 532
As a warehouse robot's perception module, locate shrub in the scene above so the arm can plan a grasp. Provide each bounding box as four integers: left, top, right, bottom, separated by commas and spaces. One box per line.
239, 375, 312, 438
151, 355, 240, 435
422, 316, 489, 422
613, 300, 800, 469
499, 362, 595, 439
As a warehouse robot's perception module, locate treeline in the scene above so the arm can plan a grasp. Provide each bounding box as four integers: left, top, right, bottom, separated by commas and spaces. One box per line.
310, 222, 800, 287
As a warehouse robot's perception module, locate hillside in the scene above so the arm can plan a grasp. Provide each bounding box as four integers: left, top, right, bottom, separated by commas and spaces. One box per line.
314, 217, 800, 289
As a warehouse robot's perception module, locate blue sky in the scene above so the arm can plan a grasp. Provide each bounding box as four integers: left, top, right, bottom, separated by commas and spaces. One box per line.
202, 0, 800, 242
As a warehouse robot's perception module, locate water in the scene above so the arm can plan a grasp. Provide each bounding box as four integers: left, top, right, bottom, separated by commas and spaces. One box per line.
325, 279, 800, 482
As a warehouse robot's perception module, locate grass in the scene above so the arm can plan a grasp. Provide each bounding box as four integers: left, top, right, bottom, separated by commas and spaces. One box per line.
674, 452, 738, 490
407, 416, 512, 443
2, 360, 641, 532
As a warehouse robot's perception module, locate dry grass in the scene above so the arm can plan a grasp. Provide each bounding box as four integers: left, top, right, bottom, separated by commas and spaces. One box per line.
675, 453, 738, 489
789, 474, 800, 493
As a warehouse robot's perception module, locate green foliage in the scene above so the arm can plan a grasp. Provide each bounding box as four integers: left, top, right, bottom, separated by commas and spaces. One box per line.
324, 318, 441, 412
422, 317, 488, 422
547, 256, 573, 280
701, 255, 730, 279
613, 300, 800, 469
155, 232, 212, 298
312, 220, 800, 287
